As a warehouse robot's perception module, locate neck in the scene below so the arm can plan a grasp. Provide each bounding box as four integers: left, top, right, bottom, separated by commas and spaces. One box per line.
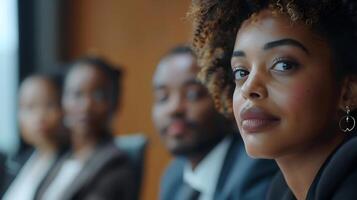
71, 132, 99, 161
276, 132, 345, 200
189, 152, 209, 170
36, 142, 57, 156
188, 136, 225, 170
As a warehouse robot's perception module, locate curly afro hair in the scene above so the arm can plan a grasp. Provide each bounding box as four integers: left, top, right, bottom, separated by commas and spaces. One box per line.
189, 0, 357, 117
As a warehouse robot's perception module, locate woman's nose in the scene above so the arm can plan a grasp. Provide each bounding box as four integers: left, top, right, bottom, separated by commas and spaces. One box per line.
240, 70, 268, 100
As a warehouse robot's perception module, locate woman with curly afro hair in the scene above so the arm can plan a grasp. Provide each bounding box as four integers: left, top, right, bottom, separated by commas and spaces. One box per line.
190, 0, 357, 199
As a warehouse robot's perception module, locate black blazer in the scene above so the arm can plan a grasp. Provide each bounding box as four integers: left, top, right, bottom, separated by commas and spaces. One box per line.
35, 139, 136, 200
1, 148, 65, 198
160, 135, 278, 200
267, 135, 357, 200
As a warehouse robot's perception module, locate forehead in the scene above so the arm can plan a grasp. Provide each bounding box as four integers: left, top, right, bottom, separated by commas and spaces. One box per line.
19, 78, 58, 102
234, 9, 323, 52
65, 64, 108, 89
153, 53, 200, 87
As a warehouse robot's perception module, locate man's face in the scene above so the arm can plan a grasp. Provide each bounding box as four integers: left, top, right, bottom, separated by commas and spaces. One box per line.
152, 53, 226, 156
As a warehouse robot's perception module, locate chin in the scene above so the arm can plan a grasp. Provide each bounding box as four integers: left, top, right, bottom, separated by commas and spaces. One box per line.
165, 139, 188, 156
170, 146, 191, 157
242, 137, 282, 159
244, 145, 278, 159
168, 142, 204, 157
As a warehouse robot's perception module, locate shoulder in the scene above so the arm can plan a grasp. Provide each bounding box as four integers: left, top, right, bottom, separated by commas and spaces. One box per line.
82, 167, 136, 200
266, 172, 293, 200
160, 158, 186, 200
218, 136, 278, 199
80, 141, 136, 200
161, 158, 185, 181
78, 139, 134, 190
92, 140, 134, 179
267, 136, 357, 200
316, 136, 357, 200
95, 140, 131, 166
224, 136, 278, 183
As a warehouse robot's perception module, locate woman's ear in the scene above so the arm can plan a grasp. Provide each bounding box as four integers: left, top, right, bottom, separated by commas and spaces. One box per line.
339, 75, 357, 110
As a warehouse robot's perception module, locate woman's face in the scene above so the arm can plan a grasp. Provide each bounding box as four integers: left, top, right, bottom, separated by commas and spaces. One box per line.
231, 9, 343, 158
63, 65, 111, 136
19, 77, 62, 147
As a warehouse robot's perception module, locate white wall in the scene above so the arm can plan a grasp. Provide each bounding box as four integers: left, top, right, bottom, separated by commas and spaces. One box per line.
0, 0, 19, 155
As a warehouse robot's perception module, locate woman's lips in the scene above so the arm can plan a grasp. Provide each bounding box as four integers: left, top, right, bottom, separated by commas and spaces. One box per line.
240, 106, 280, 133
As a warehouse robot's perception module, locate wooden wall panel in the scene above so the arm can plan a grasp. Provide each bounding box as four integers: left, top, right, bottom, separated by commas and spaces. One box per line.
63, 0, 191, 199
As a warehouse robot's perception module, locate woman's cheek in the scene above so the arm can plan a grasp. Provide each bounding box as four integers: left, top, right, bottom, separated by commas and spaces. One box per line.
287, 83, 313, 113
278, 78, 328, 129
232, 87, 243, 127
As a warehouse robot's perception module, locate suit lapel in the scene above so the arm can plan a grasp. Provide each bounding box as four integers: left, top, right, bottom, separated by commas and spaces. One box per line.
214, 136, 246, 200
162, 159, 186, 200
62, 141, 120, 199
34, 152, 70, 200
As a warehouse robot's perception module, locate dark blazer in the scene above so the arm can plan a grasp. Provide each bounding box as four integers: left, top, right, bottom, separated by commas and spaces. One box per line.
35, 139, 136, 200
1, 148, 64, 198
3, 148, 33, 189
267, 135, 357, 200
160, 135, 278, 200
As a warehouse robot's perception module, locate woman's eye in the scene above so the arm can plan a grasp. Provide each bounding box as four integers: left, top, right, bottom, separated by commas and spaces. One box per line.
272, 59, 299, 72
233, 68, 249, 81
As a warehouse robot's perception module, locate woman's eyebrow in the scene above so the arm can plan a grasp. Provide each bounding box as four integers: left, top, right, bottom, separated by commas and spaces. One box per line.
232, 38, 308, 58
232, 50, 246, 57
263, 38, 309, 55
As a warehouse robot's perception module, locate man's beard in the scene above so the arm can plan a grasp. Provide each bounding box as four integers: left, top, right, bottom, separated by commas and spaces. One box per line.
170, 133, 225, 157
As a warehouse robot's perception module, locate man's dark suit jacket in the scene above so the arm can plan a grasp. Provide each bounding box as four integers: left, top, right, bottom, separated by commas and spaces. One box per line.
160, 135, 278, 200
267, 135, 357, 200
35, 139, 136, 200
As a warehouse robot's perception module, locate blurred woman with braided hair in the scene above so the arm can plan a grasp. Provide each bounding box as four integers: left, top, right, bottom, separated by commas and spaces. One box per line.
190, 0, 357, 199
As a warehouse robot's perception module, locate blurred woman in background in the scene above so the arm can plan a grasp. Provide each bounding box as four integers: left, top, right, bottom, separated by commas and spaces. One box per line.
3, 74, 65, 200
36, 56, 135, 200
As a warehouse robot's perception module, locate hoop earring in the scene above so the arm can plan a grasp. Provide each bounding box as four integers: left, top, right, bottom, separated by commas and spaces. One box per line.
339, 106, 356, 133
